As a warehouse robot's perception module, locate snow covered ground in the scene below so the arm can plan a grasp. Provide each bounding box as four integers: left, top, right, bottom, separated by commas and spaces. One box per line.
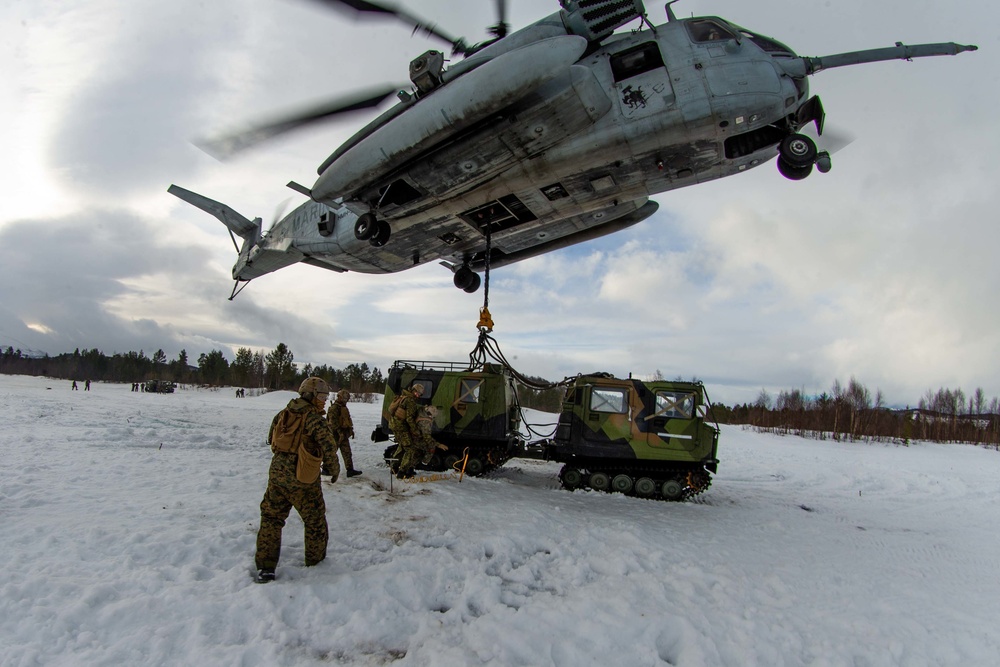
1, 374, 998, 666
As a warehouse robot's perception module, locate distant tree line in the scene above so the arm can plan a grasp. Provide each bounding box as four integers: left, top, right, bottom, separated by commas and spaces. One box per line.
0, 344, 385, 397
5, 345, 997, 446
708, 376, 1000, 448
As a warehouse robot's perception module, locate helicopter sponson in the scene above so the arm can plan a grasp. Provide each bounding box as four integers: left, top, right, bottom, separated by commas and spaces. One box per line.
169, 0, 976, 296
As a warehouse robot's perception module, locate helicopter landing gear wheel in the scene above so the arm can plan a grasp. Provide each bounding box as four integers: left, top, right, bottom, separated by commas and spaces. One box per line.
779, 133, 818, 167
816, 151, 832, 174
369, 220, 391, 247
354, 213, 377, 240
453, 265, 477, 291
777, 157, 813, 181
462, 272, 481, 293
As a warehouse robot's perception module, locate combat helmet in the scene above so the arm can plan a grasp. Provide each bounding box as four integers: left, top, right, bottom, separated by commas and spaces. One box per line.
299, 376, 330, 400
337, 389, 350, 401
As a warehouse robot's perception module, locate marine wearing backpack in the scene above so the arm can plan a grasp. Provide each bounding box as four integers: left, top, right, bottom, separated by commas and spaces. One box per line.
388, 384, 425, 479
254, 377, 339, 583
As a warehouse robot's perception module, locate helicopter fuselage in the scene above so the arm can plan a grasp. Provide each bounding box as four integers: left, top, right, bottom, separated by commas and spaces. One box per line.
256, 16, 804, 281
170, 4, 974, 292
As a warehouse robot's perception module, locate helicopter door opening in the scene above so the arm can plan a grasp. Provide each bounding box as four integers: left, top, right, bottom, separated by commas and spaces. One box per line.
610, 42, 674, 122
459, 194, 537, 234
376, 179, 422, 209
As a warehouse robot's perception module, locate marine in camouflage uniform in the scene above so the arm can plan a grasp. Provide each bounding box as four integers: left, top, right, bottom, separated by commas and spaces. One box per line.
416, 406, 448, 464
326, 389, 361, 477
388, 384, 424, 478
254, 377, 339, 583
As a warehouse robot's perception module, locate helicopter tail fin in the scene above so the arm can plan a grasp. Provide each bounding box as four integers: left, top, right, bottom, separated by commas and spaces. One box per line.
167, 184, 260, 240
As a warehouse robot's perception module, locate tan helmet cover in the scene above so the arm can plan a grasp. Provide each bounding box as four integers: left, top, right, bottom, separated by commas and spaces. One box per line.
337, 389, 350, 401
299, 376, 330, 397
411, 383, 425, 396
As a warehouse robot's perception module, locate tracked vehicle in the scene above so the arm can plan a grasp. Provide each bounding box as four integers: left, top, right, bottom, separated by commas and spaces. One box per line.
144, 379, 176, 393
534, 373, 719, 500
372, 360, 521, 475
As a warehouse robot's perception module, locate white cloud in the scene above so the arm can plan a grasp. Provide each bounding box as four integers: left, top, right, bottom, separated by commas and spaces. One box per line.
1, 0, 997, 408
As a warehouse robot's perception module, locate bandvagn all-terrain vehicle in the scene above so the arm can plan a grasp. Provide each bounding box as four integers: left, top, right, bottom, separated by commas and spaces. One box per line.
531, 373, 720, 500
373, 360, 719, 500
144, 379, 176, 393
372, 360, 521, 475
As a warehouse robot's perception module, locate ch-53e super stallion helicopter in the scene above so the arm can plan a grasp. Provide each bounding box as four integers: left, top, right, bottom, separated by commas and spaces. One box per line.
169, 0, 976, 298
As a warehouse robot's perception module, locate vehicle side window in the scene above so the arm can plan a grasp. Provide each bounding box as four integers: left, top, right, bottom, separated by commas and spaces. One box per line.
459, 378, 481, 403
610, 42, 665, 82
654, 391, 694, 419
590, 387, 628, 413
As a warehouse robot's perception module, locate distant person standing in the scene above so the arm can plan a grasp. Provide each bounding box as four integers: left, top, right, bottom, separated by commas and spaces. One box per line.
326, 389, 361, 478
254, 377, 339, 584
71, 380, 78, 390
85, 379, 91, 391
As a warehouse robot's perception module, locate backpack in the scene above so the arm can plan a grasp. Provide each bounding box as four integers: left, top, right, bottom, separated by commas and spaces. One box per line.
271, 408, 305, 454
389, 394, 406, 420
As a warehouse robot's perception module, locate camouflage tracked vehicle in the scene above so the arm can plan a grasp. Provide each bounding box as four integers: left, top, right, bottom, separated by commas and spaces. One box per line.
536, 373, 719, 500
144, 379, 176, 393
372, 360, 521, 475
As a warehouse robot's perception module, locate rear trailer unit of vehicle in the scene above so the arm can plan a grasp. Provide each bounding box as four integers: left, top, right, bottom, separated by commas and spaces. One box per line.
542, 374, 719, 500
372, 360, 521, 475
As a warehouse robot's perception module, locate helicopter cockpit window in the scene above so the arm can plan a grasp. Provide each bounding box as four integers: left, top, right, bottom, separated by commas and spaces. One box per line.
738, 30, 795, 57
590, 387, 629, 414
610, 42, 665, 83
687, 19, 737, 44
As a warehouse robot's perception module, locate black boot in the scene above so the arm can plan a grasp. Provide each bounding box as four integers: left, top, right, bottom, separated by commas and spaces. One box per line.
346, 468, 362, 477
254, 569, 275, 584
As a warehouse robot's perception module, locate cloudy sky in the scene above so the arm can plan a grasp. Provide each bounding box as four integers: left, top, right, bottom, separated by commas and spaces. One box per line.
1, 0, 996, 406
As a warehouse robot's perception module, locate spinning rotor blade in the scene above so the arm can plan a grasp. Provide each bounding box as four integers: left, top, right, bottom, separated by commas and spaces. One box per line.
313, 0, 470, 54
197, 85, 402, 160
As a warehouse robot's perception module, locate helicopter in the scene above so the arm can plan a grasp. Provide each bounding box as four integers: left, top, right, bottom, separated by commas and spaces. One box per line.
169, 0, 976, 298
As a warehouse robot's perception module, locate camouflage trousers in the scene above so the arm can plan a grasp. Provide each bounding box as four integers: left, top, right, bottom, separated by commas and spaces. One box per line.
334, 434, 354, 471
398, 442, 425, 476
388, 424, 421, 475
255, 454, 328, 570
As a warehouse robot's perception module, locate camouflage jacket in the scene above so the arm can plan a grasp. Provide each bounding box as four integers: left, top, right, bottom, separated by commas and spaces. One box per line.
389, 389, 422, 436
267, 397, 339, 482
326, 400, 354, 439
